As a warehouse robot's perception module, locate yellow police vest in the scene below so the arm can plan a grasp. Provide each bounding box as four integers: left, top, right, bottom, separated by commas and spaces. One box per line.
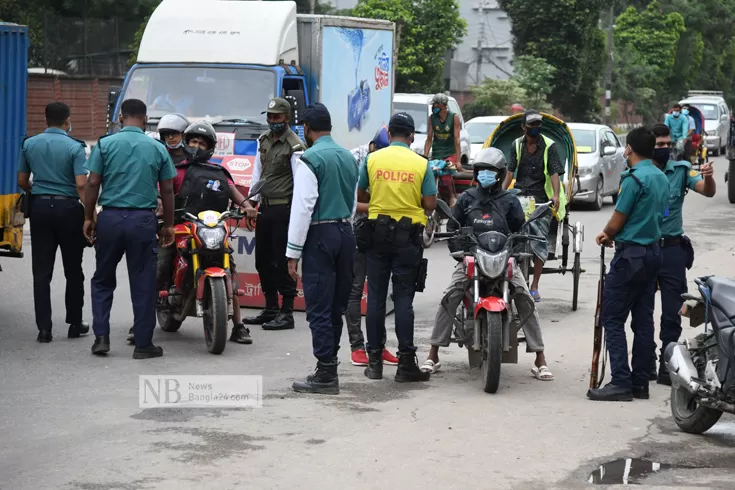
366, 144, 428, 225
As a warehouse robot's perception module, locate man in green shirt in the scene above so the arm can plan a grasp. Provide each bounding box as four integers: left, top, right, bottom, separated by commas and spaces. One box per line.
649, 124, 716, 385
423, 93, 462, 207
83, 98, 177, 359
588, 127, 669, 402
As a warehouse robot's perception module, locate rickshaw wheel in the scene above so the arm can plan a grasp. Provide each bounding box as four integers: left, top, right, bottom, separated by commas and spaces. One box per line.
572, 252, 581, 311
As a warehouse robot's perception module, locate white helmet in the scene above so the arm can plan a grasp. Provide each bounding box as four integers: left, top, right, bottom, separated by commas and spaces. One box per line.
157, 113, 190, 135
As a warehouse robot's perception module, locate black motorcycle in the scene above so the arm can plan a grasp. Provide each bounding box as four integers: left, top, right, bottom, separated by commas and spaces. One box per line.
665, 276, 735, 434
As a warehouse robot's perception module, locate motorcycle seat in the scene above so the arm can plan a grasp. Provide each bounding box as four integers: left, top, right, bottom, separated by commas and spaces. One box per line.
717, 326, 735, 359
706, 277, 735, 316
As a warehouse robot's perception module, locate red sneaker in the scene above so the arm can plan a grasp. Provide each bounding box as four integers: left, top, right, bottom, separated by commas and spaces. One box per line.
351, 349, 369, 366
382, 349, 399, 365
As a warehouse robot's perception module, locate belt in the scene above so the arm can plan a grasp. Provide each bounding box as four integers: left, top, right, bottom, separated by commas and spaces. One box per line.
36, 195, 77, 200
261, 197, 291, 206
103, 207, 155, 212
615, 241, 660, 252
659, 236, 682, 247
312, 218, 350, 225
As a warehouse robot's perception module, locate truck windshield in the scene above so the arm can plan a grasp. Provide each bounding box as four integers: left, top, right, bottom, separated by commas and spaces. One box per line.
696, 104, 719, 120
120, 66, 276, 123
393, 102, 429, 134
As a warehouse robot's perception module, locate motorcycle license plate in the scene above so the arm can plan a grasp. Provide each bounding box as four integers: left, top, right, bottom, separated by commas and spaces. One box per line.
518, 196, 536, 221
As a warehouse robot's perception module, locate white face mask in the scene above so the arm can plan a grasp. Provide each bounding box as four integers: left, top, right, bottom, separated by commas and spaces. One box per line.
623, 146, 632, 168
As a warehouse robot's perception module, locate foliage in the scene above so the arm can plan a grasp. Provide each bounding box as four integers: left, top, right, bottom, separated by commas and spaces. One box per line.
352, 0, 467, 92
464, 78, 526, 118
512, 55, 555, 112
498, 0, 607, 121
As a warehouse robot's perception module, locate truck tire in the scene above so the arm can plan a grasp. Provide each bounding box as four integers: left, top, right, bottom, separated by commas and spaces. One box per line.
729, 160, 735, 204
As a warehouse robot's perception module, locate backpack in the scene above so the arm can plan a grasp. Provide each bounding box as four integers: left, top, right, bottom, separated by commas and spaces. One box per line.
177, 162, 234, 216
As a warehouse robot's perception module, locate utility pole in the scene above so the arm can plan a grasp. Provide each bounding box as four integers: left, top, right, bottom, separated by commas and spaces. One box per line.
476, 39, 482, 85
603, 5, 614, 126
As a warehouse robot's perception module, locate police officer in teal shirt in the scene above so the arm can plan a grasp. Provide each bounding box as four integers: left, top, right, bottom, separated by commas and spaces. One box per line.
588, 127, 669, 402
649, 124, 716, 385
17, 102, 90, 343
83, 99, 177, 359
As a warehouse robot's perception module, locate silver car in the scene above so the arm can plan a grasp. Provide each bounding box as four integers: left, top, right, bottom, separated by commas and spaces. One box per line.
568, 123, 626, 210
466, 116, 506, 163
393, 93, 471, 165
680, 93, 731, 156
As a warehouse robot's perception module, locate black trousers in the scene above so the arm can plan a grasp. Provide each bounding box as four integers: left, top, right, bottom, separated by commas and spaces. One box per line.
29, 197, 86, 331
255, 203, 297, 304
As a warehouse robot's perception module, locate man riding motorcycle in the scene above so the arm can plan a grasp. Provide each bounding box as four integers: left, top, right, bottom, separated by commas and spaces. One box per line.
420, 148, 553, 381
157, 113, 190, 165
423, 93, 462, 208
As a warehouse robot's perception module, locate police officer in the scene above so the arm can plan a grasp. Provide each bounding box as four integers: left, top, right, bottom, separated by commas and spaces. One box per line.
287, 103, 358, 395
17, 102, 89, 342
242, 97, 306, 331
587, 127, 669, 402
357, 112, 438, 382
83, 99, 177, 359
649, 124, 716, 385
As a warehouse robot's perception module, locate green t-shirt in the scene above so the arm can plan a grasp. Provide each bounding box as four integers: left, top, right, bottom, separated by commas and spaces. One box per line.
430, 111, 456, 160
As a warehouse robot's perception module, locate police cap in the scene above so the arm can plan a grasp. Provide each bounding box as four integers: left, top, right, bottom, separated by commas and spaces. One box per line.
388, 112, 415, 133
262, 97, 292, 115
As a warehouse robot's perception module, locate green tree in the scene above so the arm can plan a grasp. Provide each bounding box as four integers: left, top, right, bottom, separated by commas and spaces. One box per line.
464, 78, 527, 118
352, 0, 467, 92
512, 55, 555, 112
499, 0, 607, 121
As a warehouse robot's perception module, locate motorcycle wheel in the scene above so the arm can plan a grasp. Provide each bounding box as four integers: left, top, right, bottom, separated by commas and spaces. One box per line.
481, 311, 503, 394
670, 385, 722, 434
203, 276, 228, 355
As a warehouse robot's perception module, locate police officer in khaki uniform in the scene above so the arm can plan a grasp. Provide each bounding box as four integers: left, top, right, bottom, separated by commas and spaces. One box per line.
243, 98, 306, 330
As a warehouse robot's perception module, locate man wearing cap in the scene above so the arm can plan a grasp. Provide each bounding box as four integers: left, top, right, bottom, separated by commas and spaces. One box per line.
346, 126, 399, 367
503, 109, 566, 302
242, 98, 306, 331
287, 103, 359, 395
358, 112, 437, 383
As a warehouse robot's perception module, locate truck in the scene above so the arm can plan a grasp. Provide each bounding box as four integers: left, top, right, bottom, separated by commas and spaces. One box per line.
109, 0, 397, 310
0, 23, 29, 270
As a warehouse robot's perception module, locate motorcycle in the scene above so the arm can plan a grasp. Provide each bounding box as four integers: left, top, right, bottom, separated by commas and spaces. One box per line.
665, 275, 735, 434
437, 199, 551, 393
156, 180, 265, 355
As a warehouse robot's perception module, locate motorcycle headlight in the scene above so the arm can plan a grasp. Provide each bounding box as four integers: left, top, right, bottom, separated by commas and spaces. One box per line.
197, 225, 226, 250
476, 248, 508, 279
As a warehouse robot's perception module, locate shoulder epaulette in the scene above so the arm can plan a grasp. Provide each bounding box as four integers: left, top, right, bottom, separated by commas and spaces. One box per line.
68, 135, 87, 147
286, 130, 306, 152
672, 160, 692, 169
258, 131, 270, 143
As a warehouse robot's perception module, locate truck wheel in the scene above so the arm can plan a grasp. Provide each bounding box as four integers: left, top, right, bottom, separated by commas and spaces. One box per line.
728, 160, 735, 203
670, 386, 722, 434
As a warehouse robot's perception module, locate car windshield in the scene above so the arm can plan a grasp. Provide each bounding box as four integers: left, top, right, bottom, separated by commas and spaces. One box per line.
393, 102, 429, 133
571, 129, 596, 153
695, 104, 719, 120
119, 66, 276, 123
466, 122, 499, 144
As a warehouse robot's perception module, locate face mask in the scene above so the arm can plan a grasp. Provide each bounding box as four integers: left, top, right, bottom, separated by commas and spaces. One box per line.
672, 111, 680, 117
476, 170, 498, 188
432, 107, 441, 115
652, 148, 671, 166
623, 147, 632, 168
527, 127, 541, 137
67, 123, 72, 134
185, 145, 212, 163
682, 109, 689, 116
269, 122, 286, 134
166, 141, 184, 150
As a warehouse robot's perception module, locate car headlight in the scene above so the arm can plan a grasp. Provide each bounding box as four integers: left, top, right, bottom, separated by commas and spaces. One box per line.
578, 166, 594, 176
476, 248, 508, 279
709, 129, 718, 137
197, 226, 226, 250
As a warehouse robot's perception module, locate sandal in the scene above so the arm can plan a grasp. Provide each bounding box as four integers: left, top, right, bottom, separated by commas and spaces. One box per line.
530, 289, 542, 303
420, 359, 441, 374
531, 365, 554, 381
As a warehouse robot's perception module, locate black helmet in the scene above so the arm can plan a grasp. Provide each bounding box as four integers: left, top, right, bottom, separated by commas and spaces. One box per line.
473, 147, 507, 183
183, 121, 217, 163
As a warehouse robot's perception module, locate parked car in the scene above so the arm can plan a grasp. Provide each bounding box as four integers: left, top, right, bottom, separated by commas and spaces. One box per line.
393, 93, 471, 166
568, 123, 626, 210
465, 116, 505, 163
680, 91, 731, 156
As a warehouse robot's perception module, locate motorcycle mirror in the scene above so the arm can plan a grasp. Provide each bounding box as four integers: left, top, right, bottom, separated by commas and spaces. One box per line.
247, 180, 267, 199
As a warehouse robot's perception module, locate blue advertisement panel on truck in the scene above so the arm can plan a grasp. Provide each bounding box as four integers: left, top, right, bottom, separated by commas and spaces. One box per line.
0, 23, 29, 266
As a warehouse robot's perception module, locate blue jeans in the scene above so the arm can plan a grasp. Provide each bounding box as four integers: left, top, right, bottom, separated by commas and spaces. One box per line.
301, 223, 355, 362
658, 244, 688, 358
91, 209, 158, 348
366, 240, 422, 354
603, 244, 662, 389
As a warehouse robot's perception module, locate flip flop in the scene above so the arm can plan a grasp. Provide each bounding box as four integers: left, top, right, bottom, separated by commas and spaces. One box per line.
530, 290, 542, 303
532, 365, 554, 381
420, 359, 441, 374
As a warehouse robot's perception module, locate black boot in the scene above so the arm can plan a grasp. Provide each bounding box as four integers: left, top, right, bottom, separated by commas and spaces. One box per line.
292, 361, 339, 394
586, 383, 633, 402
68, 322, 89, 338
633, 385, 650, 399
263, 296, 295, 330
91, 336, 110, 355
649, 354, 658, 381
243, 306, 279, 325
657, 363, 672, 386
364, 349, 383, 380
395, 352, 431, 382
230, 323, 253, 344
37, 330, 52, 343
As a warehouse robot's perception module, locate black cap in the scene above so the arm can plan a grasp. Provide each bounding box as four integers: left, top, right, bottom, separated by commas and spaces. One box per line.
388, 112, 415, 132
302, 103, 332, 131
524, 110, 543, 125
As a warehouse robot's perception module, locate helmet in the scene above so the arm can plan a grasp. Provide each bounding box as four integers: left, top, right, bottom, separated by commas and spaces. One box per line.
157, 113, 190, 135
431, 93, 449, 106
472, 148, 507, 183
183, 121, 218, 163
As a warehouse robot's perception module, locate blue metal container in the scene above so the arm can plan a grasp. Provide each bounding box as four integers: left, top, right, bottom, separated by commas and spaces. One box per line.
0, 23, 29, 256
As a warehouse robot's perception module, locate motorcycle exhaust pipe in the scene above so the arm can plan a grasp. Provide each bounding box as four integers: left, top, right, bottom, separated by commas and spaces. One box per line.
664, 343, 702, 394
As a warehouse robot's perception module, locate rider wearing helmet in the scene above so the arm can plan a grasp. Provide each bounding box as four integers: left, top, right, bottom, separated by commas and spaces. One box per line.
419, 147, 553, 381
157, 113, 190, 165
423, 93, 463, 208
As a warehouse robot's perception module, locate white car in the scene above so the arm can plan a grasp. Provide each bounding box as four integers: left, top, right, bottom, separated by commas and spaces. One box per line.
393, 93, 471, 166
465, 116, 506, 163
680, 91, 731, 156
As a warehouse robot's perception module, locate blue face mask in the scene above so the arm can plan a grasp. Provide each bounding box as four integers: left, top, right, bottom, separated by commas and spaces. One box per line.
682, 109, 689, 116
477, 170, 498, 188
67, 123, 72, 134
269, 122, 286, 134
527, 127, 541, 137
672, 111, 680, 117
432, 107, 441, 115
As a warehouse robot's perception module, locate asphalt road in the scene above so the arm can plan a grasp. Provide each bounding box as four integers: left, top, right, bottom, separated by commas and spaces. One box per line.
2, 156, 735, 489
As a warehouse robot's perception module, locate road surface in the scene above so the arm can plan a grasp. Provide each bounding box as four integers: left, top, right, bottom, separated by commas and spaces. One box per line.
2, 156, 735, 489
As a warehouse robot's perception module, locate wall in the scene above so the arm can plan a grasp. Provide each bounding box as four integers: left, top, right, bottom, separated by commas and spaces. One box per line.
27, 74, 123, 141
